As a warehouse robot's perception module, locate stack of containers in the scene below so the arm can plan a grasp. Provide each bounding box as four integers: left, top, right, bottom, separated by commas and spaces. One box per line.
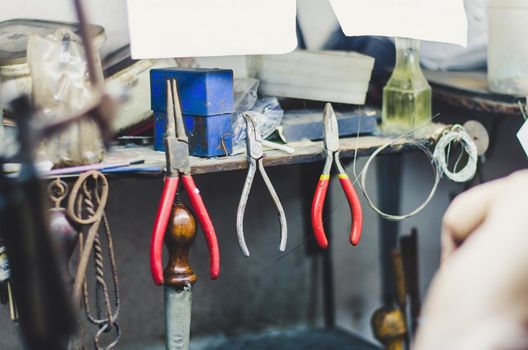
150, 68, 234, 157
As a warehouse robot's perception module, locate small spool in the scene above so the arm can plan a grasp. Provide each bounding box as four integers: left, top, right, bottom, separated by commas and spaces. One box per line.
433, 125, 478, 183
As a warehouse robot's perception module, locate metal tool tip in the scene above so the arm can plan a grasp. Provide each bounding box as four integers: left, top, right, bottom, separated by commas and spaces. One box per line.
323, 103, 335, 115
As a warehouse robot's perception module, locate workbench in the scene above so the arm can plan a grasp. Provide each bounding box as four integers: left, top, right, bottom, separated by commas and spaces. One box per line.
104, 124, 441, 176
426, 70, 525, 116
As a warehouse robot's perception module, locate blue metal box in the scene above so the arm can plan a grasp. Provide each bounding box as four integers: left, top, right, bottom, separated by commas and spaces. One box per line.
155, 112, 233, 158
280, 109, 378, 142
150, 68, 234, 115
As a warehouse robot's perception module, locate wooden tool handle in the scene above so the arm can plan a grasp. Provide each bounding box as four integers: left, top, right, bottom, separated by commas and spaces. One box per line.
164, 201, 197, 288
390, 250, 407, 308
371, 306, 407, 350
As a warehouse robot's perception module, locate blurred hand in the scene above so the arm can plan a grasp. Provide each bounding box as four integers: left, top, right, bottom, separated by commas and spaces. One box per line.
414, 170, 528, 350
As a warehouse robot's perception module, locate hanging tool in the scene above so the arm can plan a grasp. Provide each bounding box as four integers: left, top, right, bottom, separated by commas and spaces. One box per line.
236, 112, 287, 257
68, 171, 120, 350
311, 103, 363, 249
48, 178, 78, 285
150, 79, 220, 284
164, 199, 197, 350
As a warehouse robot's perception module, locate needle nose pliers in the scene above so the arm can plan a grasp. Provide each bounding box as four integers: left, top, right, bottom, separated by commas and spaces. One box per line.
150, 79, 220, 285
311, 103, 363, 249
236, 112, 287, 257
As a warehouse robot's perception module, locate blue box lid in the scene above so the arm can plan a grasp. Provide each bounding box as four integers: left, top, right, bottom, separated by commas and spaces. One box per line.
150, 68, 234, 116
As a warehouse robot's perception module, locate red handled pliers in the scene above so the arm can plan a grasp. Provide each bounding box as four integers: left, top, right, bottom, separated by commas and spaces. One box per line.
150, 79, 220, 285
311, 103, 363, 249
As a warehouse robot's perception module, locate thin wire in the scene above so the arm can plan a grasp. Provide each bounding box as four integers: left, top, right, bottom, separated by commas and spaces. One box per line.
359, 141, 441, 221
354, 116, 444, 221
452, 144, 465, 173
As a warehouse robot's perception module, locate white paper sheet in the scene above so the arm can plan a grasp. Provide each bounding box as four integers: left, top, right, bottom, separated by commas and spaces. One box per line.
517, 118, 528, 158
126, 0, 297, 59
329, 0, 468, 46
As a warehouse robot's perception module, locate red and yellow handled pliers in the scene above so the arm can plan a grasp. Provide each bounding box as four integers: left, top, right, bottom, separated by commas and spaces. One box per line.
311, 103, 363, 249
150, 79, 220, 285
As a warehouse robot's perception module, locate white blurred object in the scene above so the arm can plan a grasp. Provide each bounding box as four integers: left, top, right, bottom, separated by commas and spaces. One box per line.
488, 0, 528, 95
0, 78, 3, 155
421, 0, 489, 71
28, 28, 105, 167
253, 49, 374, 105
127, 0, 297, 58
329, 0, 468, 46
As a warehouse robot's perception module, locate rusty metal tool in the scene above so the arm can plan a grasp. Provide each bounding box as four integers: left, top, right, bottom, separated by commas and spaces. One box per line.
164, 199, 197, 350
236, 112, 287, 257
150, 79, 220, 284
48, 179, 78, 285
67, 171, 121, 350
311, 103, 363, 249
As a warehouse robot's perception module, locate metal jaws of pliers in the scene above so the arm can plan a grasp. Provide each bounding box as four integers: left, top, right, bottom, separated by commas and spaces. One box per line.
236, 113, 288, 257
150, 79, 220, 285
311, 103, 363, 250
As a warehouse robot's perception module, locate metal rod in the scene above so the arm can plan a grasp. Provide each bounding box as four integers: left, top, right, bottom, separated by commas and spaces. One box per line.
376, 154, 402, 305
322, 183, 335, 328
72, 0, 102, 89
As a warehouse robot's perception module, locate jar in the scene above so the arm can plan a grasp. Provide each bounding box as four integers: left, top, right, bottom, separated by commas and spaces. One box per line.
382, 38, 432, 134
488, 0, 528, 95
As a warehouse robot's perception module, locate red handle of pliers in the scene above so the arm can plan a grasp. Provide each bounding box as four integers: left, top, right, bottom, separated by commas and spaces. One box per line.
150, 176, 179, 285
182, 175, 220, 280
338, 174, 363, 246
311, 175, 330, 249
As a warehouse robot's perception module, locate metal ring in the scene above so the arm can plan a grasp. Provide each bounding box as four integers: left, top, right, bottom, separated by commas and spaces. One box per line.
67, 170, 109, 225
47, 178, 69, 205
94, 321, 120, 350
433, 126, 478, 183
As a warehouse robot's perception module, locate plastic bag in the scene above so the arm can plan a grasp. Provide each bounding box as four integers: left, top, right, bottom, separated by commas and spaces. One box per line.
232, 78, 284, 153
27, 28, 105, 167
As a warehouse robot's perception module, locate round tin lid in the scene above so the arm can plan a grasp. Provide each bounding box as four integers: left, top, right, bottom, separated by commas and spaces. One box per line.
0, 19, 105, 67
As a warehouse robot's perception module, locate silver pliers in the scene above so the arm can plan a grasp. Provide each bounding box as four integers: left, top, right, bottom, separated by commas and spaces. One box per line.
236, 113, 288, 257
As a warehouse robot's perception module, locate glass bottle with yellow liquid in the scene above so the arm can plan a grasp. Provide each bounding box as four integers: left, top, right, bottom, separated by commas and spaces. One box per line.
382, 38, 432, 134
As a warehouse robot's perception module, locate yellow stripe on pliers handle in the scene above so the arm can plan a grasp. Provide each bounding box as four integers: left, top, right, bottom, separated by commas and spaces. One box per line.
319, 175, 330, 181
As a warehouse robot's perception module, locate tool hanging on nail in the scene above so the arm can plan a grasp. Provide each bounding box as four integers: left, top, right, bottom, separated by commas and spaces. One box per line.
164, 197, 197, 350
150, 79, 220, 285
68, 171, 120, 350
48, 178, 78, 286
236, 112, 287, 257
311, 103, 363, 249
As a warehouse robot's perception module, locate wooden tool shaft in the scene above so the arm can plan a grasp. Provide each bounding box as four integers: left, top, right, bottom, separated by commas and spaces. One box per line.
390, 250, 407, 308
371, 306, 407, 350
164, 201, 197, 288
